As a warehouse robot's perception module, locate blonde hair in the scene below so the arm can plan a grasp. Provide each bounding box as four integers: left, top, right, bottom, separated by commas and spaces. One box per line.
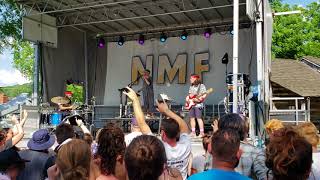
56, 139, 91, 180
296, 122, 320, 147
265, 119, 284, 135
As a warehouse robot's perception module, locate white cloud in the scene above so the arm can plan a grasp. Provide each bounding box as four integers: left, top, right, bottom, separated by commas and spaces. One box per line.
0, 69, 31, 87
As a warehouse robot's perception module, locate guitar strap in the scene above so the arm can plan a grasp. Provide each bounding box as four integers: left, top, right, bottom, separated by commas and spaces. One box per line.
196, 84, 205, 107
196, 84, 201, 95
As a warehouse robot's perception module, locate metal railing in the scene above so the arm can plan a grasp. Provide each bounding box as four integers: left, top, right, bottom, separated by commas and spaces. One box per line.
269, 97, 310, 124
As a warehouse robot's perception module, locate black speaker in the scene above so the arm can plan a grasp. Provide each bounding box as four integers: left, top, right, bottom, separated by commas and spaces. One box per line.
222, 53, 229, 64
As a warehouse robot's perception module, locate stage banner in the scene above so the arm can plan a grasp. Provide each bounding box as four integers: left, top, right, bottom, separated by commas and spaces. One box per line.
104, 29, 257, 106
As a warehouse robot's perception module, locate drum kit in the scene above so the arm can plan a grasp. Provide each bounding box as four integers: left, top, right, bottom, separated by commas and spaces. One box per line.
40, 96, 93, 128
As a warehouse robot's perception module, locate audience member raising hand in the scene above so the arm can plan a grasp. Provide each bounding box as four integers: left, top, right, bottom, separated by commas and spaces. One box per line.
0, 114, 25, 152
124, 87, 191, 180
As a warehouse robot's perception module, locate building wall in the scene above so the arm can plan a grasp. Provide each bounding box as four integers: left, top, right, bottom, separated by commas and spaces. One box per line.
271, 82, 320, 127
0, 93, 8, 104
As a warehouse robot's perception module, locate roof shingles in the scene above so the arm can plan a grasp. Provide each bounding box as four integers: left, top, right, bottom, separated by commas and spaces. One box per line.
271, 59, 320, 97
303, 56, 320, 65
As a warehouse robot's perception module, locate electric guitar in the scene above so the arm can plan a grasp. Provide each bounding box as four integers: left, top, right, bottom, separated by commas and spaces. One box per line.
184, 88, 214, 110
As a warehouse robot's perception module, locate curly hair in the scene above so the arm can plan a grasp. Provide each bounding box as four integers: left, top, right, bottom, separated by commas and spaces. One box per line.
125, 135, 167, 180
56, 139, 91, 180
266, 128, 312, 180
296, 122, 320, 147
97, 123, 125, 175
265, 119, 284, 136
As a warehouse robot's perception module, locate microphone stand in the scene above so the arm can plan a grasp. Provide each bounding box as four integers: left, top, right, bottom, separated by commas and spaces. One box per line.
118, 75, 142, 118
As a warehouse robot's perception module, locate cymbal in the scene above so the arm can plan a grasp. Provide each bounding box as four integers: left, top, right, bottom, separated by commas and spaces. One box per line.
51, 96, 70, 105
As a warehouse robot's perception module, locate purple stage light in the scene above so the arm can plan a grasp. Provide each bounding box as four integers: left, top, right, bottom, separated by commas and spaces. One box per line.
203, 28, 212, 39
138, 34, 145, 45
97, 37, 105, 48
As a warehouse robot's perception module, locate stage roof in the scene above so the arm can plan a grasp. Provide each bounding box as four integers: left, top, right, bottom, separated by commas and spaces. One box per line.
17, 0, 256, 40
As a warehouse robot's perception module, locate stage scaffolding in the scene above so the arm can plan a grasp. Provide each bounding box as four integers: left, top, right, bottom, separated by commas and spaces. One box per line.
15, 0, 273, 138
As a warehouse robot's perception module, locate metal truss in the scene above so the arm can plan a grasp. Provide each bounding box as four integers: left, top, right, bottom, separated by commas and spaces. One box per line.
17, 0, 247, 34
56, 3, 245, 27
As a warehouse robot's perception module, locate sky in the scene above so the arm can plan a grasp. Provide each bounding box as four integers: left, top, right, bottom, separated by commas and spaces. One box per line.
0, 48, 30, 87
282, 0, 318, 7
0, 0, 318, 87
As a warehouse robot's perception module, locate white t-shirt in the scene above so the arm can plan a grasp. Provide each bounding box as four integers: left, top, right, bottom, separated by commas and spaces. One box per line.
125, 132, 143, 146
163, 133, 191, 180
192, 155, 206, 173
0, 173, 10, 180
309, 152, 320, 180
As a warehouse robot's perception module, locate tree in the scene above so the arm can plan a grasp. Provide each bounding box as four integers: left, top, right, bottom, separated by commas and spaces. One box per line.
0, 0, 34, 80
301, 2, 320, 58
12, 40, 34, 80
0, 0, 21, 53
271, 1, 320, 59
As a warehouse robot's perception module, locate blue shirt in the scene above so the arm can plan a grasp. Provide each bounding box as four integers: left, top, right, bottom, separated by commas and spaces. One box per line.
188, 169, 252, 180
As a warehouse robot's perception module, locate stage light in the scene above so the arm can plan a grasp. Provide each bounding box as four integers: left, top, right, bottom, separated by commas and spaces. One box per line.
203, 28, 212, 38
180, 30, 188, 40
138, 34, 145, 45
229, 27, 234, 35
160, 33, 167, 43
117, 36, 124, 46
97, 37, 105, 48
221, 53, 229, 64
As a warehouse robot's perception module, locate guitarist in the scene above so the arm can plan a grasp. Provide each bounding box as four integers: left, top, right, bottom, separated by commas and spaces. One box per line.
188, 74, 207, 137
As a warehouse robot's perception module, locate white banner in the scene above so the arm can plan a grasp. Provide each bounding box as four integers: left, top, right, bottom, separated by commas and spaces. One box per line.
104, 29, 257, 106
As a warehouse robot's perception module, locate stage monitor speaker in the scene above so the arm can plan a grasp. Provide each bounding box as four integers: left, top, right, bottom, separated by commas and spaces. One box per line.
222, 53, 229, 64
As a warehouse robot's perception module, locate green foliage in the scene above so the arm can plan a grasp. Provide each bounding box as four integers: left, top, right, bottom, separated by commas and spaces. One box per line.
0, 83, 32, 98
271, 1, 320, 59
0, 0, 22, 53
66, 84, 84, 104
1, 0, 34, 80
11, 40, 34, 80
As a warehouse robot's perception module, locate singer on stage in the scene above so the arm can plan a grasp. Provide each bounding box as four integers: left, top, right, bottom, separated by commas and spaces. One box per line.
141, 69, 154, 117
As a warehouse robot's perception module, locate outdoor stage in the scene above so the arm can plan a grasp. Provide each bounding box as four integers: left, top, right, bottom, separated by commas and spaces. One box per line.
14, 0, 273, 138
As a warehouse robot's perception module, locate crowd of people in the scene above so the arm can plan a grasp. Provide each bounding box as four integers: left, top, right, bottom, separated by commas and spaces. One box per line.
0, 87, 319, 180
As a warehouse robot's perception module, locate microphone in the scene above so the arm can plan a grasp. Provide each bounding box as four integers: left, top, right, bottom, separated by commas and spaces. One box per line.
137, 74, 143, 80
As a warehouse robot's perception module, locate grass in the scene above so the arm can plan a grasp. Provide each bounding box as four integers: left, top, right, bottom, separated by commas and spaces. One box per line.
0, 83, 32, 98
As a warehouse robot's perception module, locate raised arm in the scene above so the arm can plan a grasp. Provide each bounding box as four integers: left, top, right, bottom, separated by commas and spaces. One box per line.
12, 110, 28, 135
20, 110, 28, 126
123, 87, 152, 134
58, 104, 74, 111
143, 77, 151, 85
156, 100, 189, 134
76, 119, 91, 134
11, 115, 24, 146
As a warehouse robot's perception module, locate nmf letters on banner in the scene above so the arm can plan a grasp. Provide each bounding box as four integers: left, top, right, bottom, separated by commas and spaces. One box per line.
131, 52, 210, 84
